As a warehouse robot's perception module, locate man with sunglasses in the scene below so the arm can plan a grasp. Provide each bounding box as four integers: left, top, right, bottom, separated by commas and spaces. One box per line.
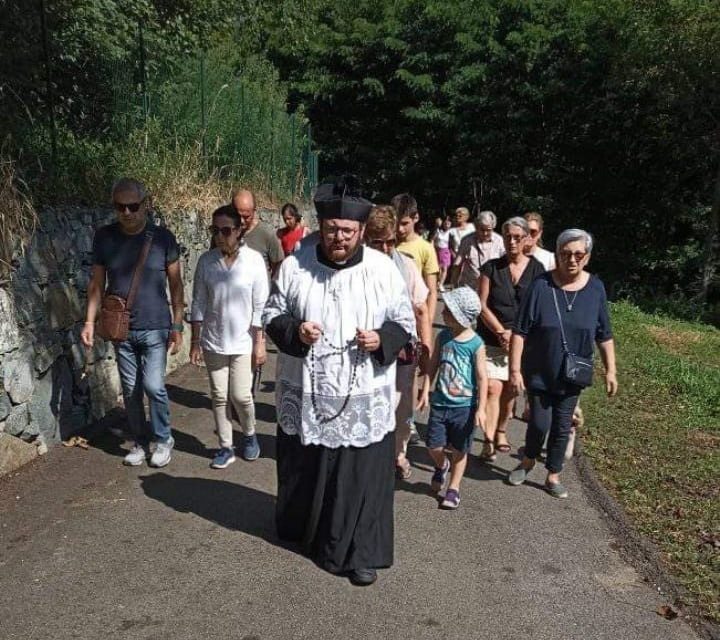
231, 189, 284, 278
81, 178, 184, 468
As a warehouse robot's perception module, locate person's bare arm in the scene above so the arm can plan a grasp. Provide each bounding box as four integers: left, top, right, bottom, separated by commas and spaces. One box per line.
509, 333, 526, 395
424, 273, 438, 323
167, 259, 184, 354
80, 265, 106, 347
474, 345, 489, 427
598, 338, 618, 396
417, 334, 442, 411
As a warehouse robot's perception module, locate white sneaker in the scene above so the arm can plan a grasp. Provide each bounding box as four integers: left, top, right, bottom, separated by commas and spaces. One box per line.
150, 437, 175, 468
123, 444, 147, 466
439, 284, 446, 292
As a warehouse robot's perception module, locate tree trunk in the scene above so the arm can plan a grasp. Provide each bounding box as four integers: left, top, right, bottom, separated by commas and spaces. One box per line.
700, 160, 720, 304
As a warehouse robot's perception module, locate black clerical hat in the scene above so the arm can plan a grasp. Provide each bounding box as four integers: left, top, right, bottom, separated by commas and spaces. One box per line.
313, 177, 373, 222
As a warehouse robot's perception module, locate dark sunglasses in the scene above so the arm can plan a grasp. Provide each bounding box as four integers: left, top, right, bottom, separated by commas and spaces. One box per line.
209, 225, 239, 237
114, 201, 144, 213
559, 250, 588, 262
368, 237, 397, 249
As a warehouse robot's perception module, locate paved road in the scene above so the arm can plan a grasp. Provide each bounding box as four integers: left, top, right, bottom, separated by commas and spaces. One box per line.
0, 322, 699, 639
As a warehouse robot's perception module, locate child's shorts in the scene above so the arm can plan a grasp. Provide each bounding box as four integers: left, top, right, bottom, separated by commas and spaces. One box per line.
426, 405, 476, 453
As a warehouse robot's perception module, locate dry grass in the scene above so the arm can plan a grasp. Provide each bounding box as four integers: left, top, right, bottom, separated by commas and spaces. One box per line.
0, 157, 39, 283
112, 138, 283, 221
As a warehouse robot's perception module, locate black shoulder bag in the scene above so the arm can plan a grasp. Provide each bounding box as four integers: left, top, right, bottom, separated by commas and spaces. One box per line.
551, 286, 594, 388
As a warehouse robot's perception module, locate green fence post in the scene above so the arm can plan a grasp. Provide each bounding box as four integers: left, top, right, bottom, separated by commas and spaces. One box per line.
138, 21, 149, 124
200, 53, 207, 170
38, 0, 57, 177
240, 81, 245, 171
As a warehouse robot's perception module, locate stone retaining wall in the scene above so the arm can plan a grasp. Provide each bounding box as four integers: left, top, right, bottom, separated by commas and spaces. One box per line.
0, 203, 312, 474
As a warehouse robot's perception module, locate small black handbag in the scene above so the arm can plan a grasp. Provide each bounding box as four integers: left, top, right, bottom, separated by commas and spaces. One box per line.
551, 287, 594, 388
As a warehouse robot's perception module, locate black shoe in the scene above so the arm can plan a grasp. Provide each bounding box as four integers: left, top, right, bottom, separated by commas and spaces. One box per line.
348, 568, 377, 586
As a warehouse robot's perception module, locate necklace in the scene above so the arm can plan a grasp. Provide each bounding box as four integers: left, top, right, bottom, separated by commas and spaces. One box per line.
562, 289, 579, 311
309, 338, 364, 425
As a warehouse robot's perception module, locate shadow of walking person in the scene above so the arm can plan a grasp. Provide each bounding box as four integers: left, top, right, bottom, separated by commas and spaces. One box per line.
139, 473, 302, 555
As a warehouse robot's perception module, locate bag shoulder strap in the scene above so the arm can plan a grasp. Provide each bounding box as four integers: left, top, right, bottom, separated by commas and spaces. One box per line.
550, 285, 570, 352
126, 228, 155, 311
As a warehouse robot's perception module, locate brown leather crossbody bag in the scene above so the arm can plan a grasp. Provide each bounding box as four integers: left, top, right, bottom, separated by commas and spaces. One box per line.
96, 229, 154, 342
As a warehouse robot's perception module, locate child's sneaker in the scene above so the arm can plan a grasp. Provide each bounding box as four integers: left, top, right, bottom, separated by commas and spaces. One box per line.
430, 458, 450, 493
440, 488, 460, 509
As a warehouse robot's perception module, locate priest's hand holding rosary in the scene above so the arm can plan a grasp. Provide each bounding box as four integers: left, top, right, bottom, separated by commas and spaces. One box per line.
299, 321, 323, 345
356, 329, 380, 352
299, 322, 380, 352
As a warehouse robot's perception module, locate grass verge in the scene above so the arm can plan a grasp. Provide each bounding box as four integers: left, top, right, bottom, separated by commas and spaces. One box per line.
581, 301, 720, 625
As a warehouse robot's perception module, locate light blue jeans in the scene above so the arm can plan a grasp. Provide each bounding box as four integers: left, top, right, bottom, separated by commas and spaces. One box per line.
113, 329, 172, 445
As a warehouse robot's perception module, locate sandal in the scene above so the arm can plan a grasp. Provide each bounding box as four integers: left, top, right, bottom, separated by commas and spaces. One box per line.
395, 460, 412, 480
495, 431, 511, 453
479, 441, 496, 462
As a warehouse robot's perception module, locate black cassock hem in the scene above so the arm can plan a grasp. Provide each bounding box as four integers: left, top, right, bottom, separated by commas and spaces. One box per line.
275, 427, 395, 573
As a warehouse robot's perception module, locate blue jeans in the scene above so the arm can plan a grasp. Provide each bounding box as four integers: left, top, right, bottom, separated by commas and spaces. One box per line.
524, 391, 579, 473
113, 329, 172, 445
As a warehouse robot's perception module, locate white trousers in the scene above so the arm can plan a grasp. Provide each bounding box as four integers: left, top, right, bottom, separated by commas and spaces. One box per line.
203, 351, 256, 449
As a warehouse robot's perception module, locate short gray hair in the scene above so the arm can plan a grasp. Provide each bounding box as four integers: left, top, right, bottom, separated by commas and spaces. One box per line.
111, 177, 148, 201
476, 210, 497, 228
501, 216, 529, 235
556, 228, 593, 254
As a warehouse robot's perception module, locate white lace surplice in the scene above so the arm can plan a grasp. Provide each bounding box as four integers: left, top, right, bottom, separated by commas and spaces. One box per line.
263, 246, 416, 448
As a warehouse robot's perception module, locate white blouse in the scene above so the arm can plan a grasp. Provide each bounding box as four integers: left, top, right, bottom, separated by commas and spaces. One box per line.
263, 245, 416, 448
191, 247, 269, 355
434, 229, 451, 250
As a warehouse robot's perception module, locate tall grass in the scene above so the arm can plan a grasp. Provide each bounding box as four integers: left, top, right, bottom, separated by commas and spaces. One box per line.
12, 46, 310, 214
0, 158, 38, 283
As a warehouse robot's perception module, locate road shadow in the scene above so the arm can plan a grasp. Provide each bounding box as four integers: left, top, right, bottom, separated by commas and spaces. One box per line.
139, 473, 300, 555
255, 401, 277, 424
166, 383, 211, 409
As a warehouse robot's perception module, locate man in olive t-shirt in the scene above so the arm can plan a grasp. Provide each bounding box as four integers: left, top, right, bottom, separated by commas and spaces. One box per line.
232, 189, 284, 277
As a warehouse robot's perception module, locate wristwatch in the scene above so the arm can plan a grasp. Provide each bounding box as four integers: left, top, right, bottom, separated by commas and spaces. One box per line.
171, 322, 184, 333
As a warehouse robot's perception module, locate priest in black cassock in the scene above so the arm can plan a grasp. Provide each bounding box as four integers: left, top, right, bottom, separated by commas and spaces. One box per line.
262, 180, 416, 586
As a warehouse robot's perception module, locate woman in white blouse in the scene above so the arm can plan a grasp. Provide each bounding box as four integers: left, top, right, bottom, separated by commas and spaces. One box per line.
190, 205, 270, 468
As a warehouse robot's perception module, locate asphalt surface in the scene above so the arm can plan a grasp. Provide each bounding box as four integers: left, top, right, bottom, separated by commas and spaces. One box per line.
0, 315, 700, 640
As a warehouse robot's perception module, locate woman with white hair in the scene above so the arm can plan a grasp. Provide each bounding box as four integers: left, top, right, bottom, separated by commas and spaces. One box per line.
453, 210, 505, 289
477, 216, 545, 459
508, 229, 618, 498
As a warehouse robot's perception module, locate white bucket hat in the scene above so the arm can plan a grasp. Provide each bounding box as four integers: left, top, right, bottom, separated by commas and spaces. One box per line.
442, 286, 482, 328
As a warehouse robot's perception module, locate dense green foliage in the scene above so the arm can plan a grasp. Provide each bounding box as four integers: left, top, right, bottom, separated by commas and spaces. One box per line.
258, 0, 720, 319
2, 1, 718, 316
582, 301, 720, 624
0, 1, 310, 206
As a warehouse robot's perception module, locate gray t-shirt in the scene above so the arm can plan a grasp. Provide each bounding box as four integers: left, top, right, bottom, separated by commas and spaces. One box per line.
92, 222, 180, 330
243, 221, 284, 271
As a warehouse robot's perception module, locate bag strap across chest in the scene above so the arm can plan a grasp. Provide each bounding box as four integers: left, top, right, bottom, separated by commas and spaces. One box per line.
125, 229, 155, 310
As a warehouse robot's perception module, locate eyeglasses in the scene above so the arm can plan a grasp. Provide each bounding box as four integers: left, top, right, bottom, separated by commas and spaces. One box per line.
209, 225, 238, 237
114, 201, 144, 213
528, 228, 540, 237
559, 250, 588, 262
324, 225, 359, 239
504, 234, 526, 243
367, 237, 397, 249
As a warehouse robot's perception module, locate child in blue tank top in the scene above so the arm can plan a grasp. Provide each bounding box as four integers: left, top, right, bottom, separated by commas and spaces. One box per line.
418, 287, 487, 509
